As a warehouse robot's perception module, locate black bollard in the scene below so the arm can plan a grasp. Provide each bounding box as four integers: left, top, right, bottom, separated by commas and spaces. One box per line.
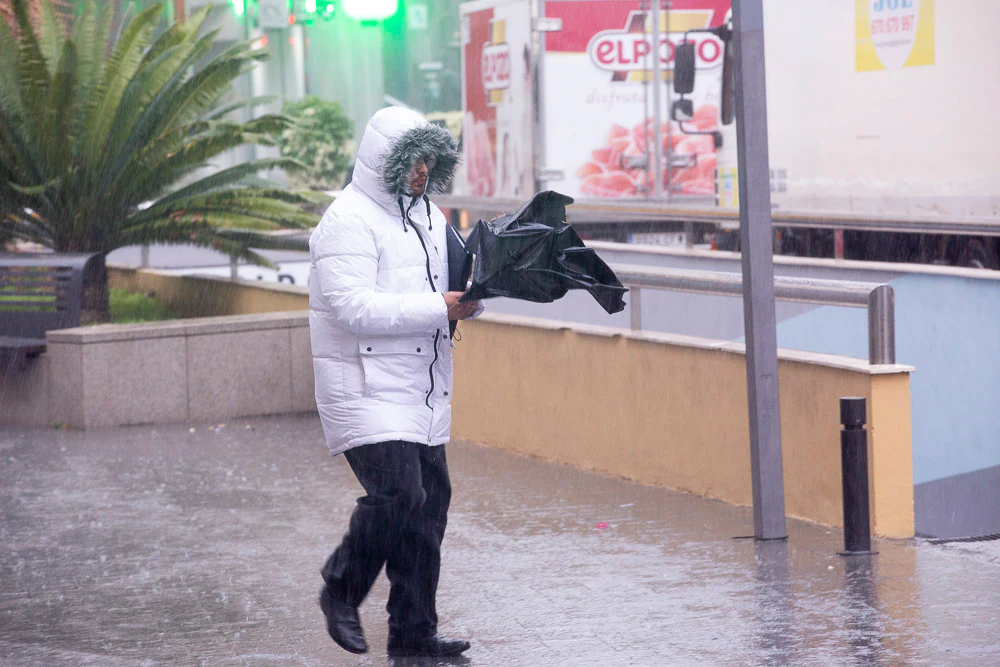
839, 397, 876, 555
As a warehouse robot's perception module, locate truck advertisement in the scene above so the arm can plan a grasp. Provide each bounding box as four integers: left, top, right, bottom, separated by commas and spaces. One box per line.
460, 0, 535, 199
541, 0, 730, 200
459, 0, 731, 201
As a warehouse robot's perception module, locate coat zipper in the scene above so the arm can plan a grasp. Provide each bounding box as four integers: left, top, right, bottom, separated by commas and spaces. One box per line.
426, 330, 441, 411
409, 212, 442, 413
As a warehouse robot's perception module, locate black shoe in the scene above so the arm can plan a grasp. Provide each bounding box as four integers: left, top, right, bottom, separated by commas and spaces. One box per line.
387, 635, 471, 658
319, 588, 367, 654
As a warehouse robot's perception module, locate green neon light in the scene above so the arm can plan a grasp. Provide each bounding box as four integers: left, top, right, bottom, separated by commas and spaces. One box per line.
342, 0, 398, 21
305, 0, 317, 12
231, 0, 246, 17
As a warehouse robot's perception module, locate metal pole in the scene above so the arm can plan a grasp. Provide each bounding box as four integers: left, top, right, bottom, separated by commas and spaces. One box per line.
241, 1, 257, 166
630, 286, 643, 331
531, 0, 547, 195
867, 285, 895, 365
664, 1, 673, 202
839, 397, 875, 555
641, 1, 651, 196
732, 0, 787, 540
650, 0, 664, 198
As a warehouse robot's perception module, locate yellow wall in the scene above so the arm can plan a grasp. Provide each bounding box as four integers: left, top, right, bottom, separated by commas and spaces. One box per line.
869, 373, 915, 538
451, 317, 915, 537
108, 266, 308, 318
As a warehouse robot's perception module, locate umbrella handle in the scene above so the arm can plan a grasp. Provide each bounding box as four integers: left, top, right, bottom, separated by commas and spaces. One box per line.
466, 255, 476, 291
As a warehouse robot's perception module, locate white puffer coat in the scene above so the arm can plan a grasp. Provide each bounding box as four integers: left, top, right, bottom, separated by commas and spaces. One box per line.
308, 107, 466, 455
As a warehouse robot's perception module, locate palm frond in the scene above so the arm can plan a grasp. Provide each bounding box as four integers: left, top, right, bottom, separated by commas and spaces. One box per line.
215, 228, 309, 253
0, 17, 23, 119
127, 200, 316, 231
150, 157, 306, 211
12, 0, 52, 142
109, 120, 297, 204
36, 0, 63, 75
70, 0, 111, 137
40, 37, 76, 174
100, 27, 224, 190
206, 94, 277, 121
79, 3, 163, 172
151, 40, 264, 140
0, 103, 50, 202
0, 214, 55, 245
100, 31, 218, 188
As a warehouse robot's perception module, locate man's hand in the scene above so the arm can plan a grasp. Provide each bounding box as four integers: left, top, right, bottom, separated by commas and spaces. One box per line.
444, 291, 480, 320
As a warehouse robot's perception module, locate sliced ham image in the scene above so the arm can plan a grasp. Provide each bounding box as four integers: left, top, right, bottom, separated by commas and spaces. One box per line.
465, 113, 496, 196
692, 103, 719, 132
580, 171, 637, 197
576, 105, 720, 198
576, 161, 606, 179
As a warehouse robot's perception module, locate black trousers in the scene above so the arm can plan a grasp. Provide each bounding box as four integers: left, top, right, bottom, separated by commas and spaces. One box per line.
321, 441, 451, 641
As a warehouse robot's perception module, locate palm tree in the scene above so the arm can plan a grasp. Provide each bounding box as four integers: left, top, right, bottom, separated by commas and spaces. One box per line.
0, 0, 320, 318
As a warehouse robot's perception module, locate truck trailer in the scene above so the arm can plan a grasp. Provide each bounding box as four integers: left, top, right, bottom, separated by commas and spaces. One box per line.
442, 0, 1000, 268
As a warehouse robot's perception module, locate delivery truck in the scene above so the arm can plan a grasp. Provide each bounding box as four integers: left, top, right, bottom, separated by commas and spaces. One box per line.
443, 0, 1000, 268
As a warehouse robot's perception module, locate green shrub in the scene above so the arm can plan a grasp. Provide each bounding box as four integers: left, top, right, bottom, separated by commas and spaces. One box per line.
279, 96, 353, 190
108, 288, 173, 323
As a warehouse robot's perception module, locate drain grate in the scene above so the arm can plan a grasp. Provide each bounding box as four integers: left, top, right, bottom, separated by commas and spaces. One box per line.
928, 533, 1000, 545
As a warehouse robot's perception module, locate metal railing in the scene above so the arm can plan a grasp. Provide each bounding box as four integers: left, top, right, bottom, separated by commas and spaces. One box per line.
612, 264, 895, 365
433, 193, 1000, 236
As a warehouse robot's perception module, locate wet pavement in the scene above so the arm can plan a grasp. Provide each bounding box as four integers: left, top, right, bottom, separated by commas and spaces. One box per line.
1, 415, 998, 666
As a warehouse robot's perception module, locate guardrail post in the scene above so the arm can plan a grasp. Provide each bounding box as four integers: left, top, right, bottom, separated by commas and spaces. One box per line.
839, 397, 876, 555
867, 285, 895, 364
630, 286, 643, 331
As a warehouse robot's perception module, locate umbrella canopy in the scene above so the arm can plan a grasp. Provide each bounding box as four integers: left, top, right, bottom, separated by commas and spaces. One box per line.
460, 191, 628, 314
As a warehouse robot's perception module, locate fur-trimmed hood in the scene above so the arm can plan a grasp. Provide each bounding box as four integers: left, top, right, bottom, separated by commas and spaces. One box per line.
349, 107, 459, 214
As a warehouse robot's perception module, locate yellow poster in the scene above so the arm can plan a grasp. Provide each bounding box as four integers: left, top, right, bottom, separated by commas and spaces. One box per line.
715, 167, 739, 209
856, 0, 934, 72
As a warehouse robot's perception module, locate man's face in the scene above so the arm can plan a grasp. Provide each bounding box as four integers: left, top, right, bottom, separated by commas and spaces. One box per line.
409, 160, 429, 197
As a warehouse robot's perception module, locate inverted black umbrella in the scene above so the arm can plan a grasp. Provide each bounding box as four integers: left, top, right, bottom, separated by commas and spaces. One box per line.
455, 191, 627, 314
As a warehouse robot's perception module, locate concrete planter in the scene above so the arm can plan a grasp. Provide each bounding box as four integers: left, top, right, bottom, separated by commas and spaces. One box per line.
1, 312, 315, 429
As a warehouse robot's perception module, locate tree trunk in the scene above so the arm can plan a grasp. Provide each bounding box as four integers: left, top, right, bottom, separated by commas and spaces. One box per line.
80, 253, 109, 325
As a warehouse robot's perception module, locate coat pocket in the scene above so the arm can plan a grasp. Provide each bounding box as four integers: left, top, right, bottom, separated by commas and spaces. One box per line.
358, 337, 434, 404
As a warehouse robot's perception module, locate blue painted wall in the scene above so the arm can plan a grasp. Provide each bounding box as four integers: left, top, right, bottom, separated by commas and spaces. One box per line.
772, 274, 1000, 485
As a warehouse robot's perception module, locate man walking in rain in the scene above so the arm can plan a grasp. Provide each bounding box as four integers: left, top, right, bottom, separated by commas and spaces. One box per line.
308, 107, 480, 657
